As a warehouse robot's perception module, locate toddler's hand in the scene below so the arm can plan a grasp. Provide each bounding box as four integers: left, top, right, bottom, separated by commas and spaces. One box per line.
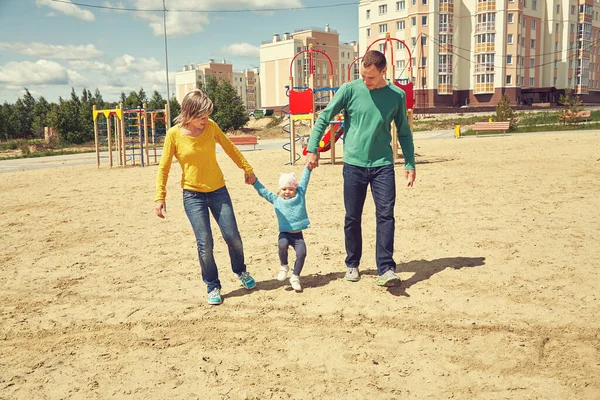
245, 173, 256, 184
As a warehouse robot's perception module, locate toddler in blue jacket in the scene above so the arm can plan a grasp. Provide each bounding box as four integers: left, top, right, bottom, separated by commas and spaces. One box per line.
252, 166, 311, 291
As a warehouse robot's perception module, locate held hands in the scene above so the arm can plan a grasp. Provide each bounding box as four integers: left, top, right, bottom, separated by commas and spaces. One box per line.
155, 201, 167, 218
306, 152, 319, 170
405, 169, 416, 187
245, 172, 257, 185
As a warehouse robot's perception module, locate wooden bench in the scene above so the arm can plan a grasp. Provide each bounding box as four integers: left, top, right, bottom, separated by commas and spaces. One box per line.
473, 121, 510, 137
229, 135, 258, 150
558, 110, 591, 124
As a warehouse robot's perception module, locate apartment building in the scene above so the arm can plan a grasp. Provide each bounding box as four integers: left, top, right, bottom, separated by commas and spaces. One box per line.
259, 25, 360, 108
358, 0, 600, 108
175, 60, 260, 112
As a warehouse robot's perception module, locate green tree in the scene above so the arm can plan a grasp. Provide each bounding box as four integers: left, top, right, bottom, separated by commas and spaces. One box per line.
495, 93, 518, 131
212, 79, 249, 131
79, 88, 94, 139
558, 87, 584, 125
147, 90, 166, 110
0, 102, 18, 141
93, 88, 105, 109
168, 96, 180, 127
124, 90, 142, 109
32, 96, 51, 138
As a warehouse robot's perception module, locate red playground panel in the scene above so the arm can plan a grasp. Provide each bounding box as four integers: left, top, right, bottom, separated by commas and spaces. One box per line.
289, 89, 314, 115
393, 81, 414, 110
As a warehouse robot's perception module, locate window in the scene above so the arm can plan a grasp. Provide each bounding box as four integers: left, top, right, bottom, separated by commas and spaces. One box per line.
554, 77, 557, 86
555, 23, 559, 32
506, 75, 512, 84
554, 59, 558, 68
396, 1, 405, 11
422, 0, 427, 4
529, 77, 534, 86
422, 57, 427, 66
366, 9, 370, 19
422, 16, 428, 26
297, 59, 302, 66
379, 43, 385, 52
366, 28, 371, 36
379, 4, 387, 15
531, 20, 536, 30
397, 60, 405, 68
412, 0, 416, 5
411, 16, 416, 26
397, 41, 404, 49
571, 5, 576, 15
508, 13, 514, 23
523, 0, 527, 7
421, 36, 427, 46
570, 24, 575, 33
397, 21, 405, 30
556, 5, 560, 14
522, 17, 526, 28
531, 39, 535, 49
530, 58, 535, 68
379, 24, 387, 33
532, 0, 537, 10
569, 60, 573, 68
555, 41, 558, 50
412, 37, 417, 46
507, 54, 513, 64
568, 78, 572, 87
508, 34, 513, 44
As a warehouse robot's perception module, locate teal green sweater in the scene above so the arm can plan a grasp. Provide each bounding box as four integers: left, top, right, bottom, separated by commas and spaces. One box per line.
307, 79, 415, 169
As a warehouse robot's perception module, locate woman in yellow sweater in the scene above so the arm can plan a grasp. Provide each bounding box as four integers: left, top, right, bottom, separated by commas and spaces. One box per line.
154, 89, 256, 305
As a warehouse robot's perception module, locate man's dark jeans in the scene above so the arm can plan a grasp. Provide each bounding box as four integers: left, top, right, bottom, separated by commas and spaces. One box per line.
342, 163, 396, 275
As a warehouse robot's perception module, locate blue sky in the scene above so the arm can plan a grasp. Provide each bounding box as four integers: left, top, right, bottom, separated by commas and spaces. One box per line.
0, 0, 358, 104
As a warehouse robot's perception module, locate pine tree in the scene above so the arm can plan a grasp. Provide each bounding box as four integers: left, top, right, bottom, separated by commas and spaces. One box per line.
558, 87, 584, 125
495, 93, 518, 131
212, 79, 249, 131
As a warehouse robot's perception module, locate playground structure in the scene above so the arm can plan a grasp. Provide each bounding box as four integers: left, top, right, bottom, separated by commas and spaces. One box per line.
284, 44, 342, 165
92, 103, 170, 168
285, 33, 415, 165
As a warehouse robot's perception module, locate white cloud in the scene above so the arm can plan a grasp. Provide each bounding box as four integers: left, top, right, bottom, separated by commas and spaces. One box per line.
67, 69, 88, 86
221, 43, 260, 57
68, 60, 113, 73
0, 60, 69, 87
126, 0, 302, 37
113, 54, 162, 74
35, 0, 95, 21
0, 42, 103, 60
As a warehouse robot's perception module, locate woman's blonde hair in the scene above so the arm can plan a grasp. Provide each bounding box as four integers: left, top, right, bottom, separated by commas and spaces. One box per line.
174, 89, 214, 126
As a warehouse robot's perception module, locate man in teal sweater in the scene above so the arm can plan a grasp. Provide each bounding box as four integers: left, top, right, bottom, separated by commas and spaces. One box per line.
306, 50, 416, 287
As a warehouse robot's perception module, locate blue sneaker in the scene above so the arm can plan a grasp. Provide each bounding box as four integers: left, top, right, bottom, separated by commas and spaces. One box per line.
207, 288, 222, 305
238, 272, 256, 289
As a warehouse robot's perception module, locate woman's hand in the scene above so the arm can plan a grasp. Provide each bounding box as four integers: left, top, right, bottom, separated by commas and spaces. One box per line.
155, 201, 167, 218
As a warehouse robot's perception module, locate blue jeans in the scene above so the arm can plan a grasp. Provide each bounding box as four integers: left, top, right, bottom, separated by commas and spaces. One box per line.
342, 163, 396, 275
278, 232, 307, 276
183, 187, 246, 292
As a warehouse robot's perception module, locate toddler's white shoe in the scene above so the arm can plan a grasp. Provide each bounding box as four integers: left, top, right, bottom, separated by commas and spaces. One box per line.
277, 265, 289, 281
290, 274, 302, 292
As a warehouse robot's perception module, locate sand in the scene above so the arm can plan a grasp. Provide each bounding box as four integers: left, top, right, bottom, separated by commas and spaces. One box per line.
1, 131, 599, 399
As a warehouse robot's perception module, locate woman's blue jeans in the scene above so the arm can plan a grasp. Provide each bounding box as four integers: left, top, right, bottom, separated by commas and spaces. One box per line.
183, 187, 246, 292
342, 163, 396, 275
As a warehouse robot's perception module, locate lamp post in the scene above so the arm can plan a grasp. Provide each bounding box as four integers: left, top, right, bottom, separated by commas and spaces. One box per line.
163, 0, 170, 102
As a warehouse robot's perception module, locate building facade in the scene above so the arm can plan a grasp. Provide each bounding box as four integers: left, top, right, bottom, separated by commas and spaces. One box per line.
259, 25, 360, 108
358, 0, 600, 107
175, 60, 260, 112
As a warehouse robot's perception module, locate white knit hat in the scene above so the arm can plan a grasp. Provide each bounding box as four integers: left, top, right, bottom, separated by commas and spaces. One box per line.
278, 172, 299, 189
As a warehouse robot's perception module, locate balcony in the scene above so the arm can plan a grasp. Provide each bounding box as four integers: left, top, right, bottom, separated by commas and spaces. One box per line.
474, 83, 494, 93
475, 63, 495, 73
439, 3, 454, 13
476, 1, 496, 13
438, 84, 453, 94
438, 64, 453, 73
439, 44, 454, 53
475, 22, 495, 33
439, 23, 453, 34
475, 43, 495, 53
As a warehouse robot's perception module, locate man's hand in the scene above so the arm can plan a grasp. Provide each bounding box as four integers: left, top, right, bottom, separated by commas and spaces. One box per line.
245, 172, 256, 184
306, 152, 320, 170
155, 201, 167, 218
405, 169, 416, 187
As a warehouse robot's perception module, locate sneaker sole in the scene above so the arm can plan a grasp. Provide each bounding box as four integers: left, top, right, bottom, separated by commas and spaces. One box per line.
241, 282, 256, 290
208, 299, 222, 305
345, 276, 360, 282
377, 277, 401, 287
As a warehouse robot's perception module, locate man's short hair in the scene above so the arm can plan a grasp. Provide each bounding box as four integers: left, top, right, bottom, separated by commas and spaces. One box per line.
362, 50, 387, 71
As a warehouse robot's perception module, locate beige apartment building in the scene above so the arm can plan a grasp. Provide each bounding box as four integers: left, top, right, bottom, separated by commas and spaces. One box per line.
259, 25, 360, 108
359, 0, 600, 107
175, 60, 260, 112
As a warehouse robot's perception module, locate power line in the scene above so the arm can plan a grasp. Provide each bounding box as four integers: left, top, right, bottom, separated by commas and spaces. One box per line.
50, 0, 360, 13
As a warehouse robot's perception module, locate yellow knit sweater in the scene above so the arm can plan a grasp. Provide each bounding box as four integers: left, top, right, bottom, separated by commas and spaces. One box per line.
155, 120, 253, 202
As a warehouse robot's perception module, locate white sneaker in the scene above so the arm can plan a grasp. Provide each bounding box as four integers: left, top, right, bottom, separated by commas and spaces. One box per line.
277, 265, 289, 281
290, 274, 302, 291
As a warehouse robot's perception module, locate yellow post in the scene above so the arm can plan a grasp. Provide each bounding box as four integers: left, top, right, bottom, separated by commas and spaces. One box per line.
488, 117, 493, 122
455, 125, 461, 138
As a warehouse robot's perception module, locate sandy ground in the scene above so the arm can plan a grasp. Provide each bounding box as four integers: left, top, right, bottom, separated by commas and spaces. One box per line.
1, 132, 599, 399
